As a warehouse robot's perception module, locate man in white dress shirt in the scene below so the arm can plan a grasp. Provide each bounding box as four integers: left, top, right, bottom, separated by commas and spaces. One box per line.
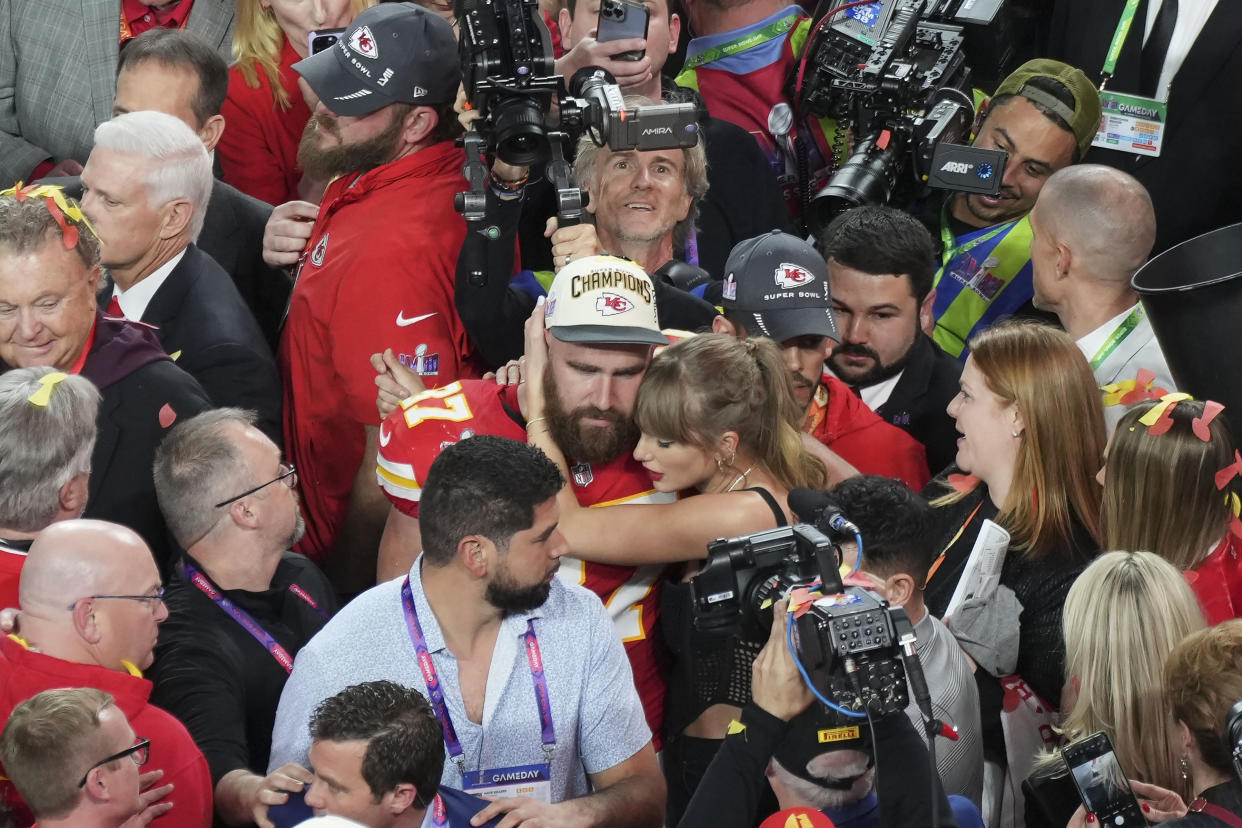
1029, 164, 1176, 433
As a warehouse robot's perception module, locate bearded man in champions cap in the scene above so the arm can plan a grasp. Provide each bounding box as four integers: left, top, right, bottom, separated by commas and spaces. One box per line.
373, 256, 680, 749
278, 2, 480, 595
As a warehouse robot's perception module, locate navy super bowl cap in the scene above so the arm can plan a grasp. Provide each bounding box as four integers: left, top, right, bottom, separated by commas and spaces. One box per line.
721, 230, 840, 344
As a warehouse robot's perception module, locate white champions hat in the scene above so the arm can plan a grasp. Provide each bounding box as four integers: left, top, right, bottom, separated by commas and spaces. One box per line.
544, 255, 668, 346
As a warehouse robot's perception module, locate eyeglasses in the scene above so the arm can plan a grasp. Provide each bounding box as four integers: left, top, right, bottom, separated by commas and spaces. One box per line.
77, 738, 150, 787
66, 587, 166, 612
214, 463, 298, 508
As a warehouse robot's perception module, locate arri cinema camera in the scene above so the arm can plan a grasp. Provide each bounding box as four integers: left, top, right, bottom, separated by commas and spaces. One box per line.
690, 522, 912, 721
795, 0, 1014, 233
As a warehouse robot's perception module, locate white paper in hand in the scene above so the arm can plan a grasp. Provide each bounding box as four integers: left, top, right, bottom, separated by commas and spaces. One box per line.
944, 518, 1010, 620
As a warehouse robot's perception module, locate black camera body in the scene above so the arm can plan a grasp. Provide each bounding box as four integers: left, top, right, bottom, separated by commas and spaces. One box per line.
690, 523, 910, 719
456, 0, 698, 166
796, 0, 1008, 233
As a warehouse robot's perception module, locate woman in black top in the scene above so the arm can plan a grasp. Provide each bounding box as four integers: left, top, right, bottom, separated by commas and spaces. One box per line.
921, 321, 1105, 769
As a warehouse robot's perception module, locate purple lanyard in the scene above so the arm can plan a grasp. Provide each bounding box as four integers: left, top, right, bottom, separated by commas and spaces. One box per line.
183, 562, 328, 674
401, 577, 556, 772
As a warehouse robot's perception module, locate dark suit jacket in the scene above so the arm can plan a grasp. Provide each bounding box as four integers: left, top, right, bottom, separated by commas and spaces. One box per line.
873, 334, 963, 477
199, 179, 291, 350
73, 313, 212, 572
1049, 0, 1242, 253
103, 244, 282, 444
42, 175, 290, 350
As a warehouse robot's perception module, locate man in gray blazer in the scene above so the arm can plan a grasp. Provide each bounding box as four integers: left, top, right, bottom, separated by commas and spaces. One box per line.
1030, 164, 1177, 433
0, 0, 235, 187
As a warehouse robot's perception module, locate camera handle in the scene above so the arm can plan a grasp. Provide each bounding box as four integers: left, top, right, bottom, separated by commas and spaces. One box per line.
455, 131, 491, 224
546, 131, 588, 227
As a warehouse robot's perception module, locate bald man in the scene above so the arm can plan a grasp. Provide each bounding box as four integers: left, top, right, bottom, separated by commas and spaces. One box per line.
1029, 164, 1177, 432
0, 520, 213, 827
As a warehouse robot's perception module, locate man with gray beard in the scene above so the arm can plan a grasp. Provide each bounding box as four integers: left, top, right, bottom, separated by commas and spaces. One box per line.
150, 408, 337, 828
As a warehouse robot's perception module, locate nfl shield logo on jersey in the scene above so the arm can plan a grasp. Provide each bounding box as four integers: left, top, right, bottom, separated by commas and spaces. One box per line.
571, 462, 594, 487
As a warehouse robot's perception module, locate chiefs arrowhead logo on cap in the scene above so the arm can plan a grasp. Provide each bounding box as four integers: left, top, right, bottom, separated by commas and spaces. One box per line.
595, 292, 633, 315
775, 263, 814, 289
349, 26, 378, 59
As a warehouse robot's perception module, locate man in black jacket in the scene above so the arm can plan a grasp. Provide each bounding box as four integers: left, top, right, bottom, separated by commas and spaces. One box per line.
1049, 0, 1242, 254
0, 186, 212, 571
820, 206, 962, 476
151, 408, 336, 828
81, 111, 281, 444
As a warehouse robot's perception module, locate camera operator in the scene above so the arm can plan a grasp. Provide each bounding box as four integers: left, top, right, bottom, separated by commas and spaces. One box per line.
449, 105, 721, 369
833, 475, 983, 806
925, 59, 1101, 361
547, 0, 791, 279
679, 602, 961, 827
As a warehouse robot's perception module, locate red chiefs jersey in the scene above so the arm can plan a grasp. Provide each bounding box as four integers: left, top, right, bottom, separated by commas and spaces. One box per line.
377, 380, 674, 744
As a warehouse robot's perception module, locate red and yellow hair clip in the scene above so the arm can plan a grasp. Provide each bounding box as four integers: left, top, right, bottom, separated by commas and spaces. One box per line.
1216, 450, 1242, 537
1137, 392, 1192, 436
1, 182, 97, 250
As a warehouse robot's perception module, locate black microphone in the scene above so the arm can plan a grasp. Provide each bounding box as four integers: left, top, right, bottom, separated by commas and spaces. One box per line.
788, 487, 860, 536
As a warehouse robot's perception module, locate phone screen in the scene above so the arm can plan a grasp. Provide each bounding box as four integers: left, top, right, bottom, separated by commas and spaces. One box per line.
1061, 733, 1147, 825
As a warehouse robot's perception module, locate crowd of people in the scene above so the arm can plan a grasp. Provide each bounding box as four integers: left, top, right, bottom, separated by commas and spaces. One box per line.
1, 0, 1241, 825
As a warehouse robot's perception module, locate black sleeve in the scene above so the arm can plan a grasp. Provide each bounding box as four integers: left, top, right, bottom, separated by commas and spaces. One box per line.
872, 713, 959, 828
454, 188, 537, 370
678, 704, 789, 827
181, 341, 283, 446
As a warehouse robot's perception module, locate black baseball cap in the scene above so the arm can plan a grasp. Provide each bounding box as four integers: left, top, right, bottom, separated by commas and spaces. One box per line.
721, 230, 840, 344
772, 702, 874, 787
293, 3, 460, 117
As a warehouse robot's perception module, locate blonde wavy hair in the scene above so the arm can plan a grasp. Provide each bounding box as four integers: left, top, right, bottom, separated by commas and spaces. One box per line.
935, 320, 1105, 558
634, 334, 827, 491
1033, 551, 1205, 799
1102, 399, 1237, 570
1165, 620, 1242, 778
233, 0, 374, 110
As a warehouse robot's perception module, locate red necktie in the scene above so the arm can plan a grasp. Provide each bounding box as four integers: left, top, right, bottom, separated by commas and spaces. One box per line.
106, 294, 123, 318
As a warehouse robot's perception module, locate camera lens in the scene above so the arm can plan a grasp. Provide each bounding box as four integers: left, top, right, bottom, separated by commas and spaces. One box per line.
493, 96, 548, 166
808, 132, 903, 236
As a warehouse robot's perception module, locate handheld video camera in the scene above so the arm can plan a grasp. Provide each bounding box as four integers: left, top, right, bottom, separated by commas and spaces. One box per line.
795, 0, 1010, 234
690, 523, 911, 720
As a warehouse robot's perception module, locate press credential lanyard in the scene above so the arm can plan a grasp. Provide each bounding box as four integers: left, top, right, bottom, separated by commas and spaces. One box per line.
400, 577, 556, 773
183, 561, 329, 674
1088, 305, 1145, 370
938, 202, 1009, 267
1101, 0, 1142, 88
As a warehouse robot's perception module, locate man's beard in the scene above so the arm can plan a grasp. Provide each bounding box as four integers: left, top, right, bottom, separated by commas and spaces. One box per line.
485, 559, 554, 614
284, 505, 306, 551
296, 111, 402, 180
828, 337, 915, 388
542, 366, 640, 465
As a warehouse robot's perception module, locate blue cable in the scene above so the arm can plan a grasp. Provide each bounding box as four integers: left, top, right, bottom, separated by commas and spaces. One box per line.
848, 532, 864, 577
786, 610, 867, 719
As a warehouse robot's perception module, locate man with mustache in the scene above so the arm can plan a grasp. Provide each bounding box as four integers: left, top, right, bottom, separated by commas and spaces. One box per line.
374, 256, 678, 749
712, 231, 930, 489
275, 3, 480, 596
821, 207, 963, 476
929, 59, 1101, 360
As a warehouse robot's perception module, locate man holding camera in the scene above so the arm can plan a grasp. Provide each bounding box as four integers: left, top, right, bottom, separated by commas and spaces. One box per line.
548, 0, 791, 278
275, 3, 480, 595
928, 59, 1101, 360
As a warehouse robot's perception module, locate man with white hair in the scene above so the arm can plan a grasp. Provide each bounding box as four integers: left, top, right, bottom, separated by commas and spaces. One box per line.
1029, 164, 1176, 431
0, 366, 101, 608
81, 111, 280, 442
0, 520, 213, 826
